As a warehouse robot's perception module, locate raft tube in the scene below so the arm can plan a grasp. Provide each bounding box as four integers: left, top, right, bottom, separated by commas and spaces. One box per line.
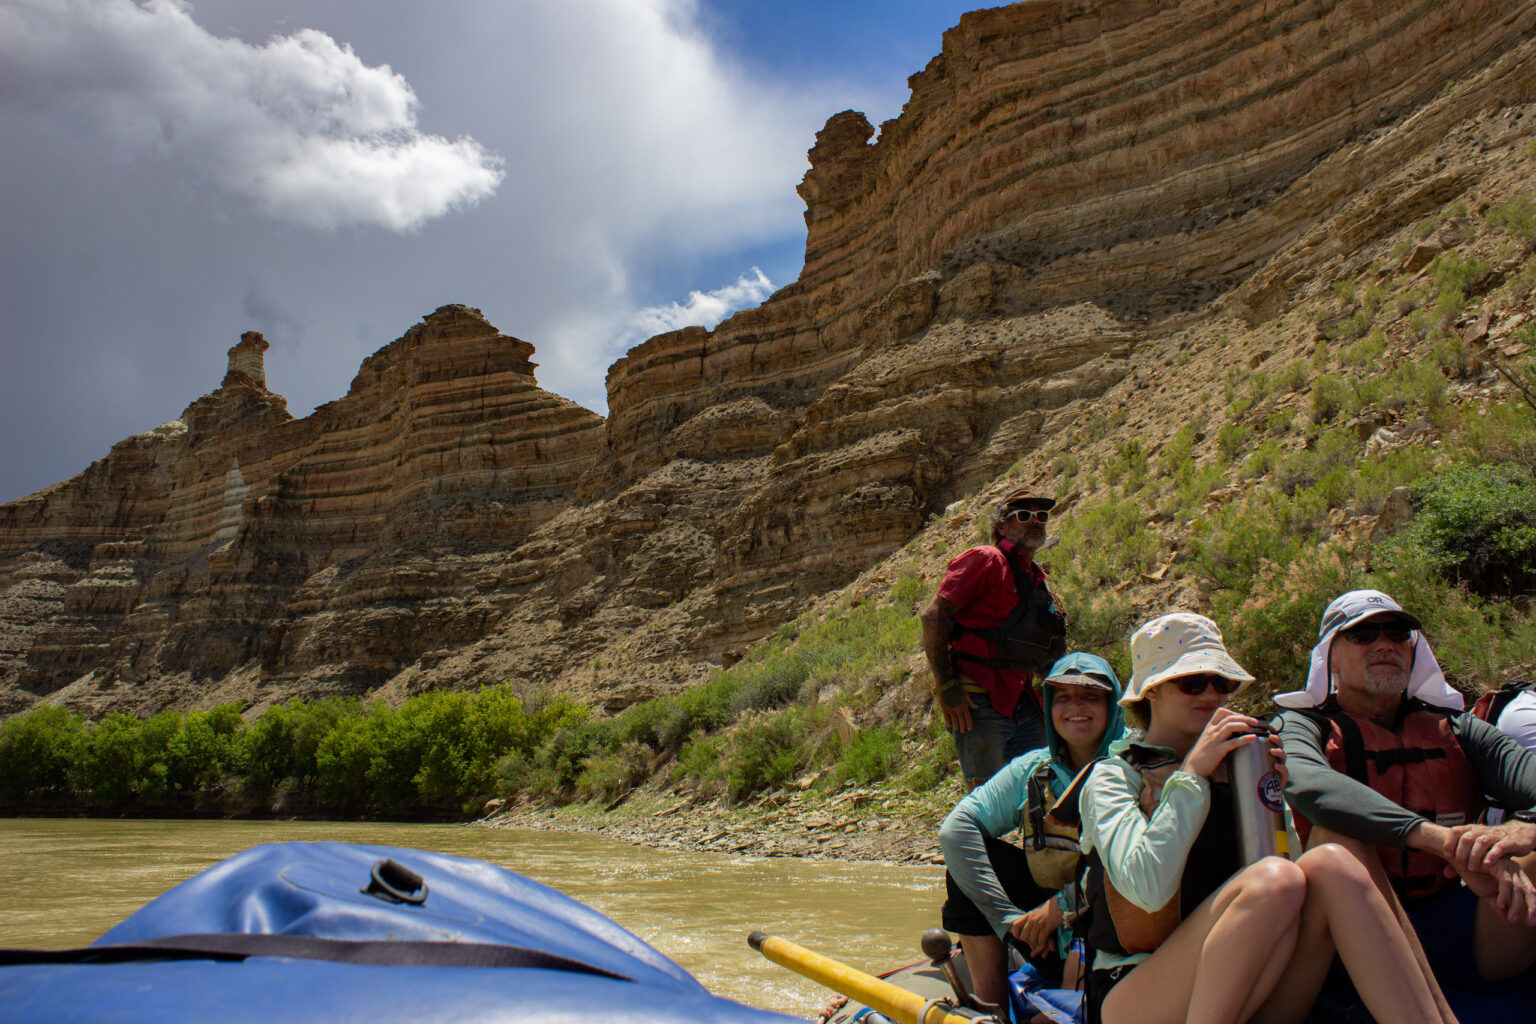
0, 841, 798, 1024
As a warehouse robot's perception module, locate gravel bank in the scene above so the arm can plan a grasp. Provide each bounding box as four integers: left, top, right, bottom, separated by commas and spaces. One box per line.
480, 788, 951, 865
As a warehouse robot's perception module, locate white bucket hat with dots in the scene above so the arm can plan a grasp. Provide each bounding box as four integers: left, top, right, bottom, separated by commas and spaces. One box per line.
1122, 612, 1255, 704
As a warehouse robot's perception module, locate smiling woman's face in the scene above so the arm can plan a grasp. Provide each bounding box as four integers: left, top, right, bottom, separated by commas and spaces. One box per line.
1050, 682, 1109, 748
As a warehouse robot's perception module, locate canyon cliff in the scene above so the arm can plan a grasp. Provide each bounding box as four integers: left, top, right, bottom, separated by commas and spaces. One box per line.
4, 0, 1536, 717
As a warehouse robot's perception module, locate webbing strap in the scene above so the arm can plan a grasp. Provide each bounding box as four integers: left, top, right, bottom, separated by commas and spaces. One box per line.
0, 934, 632, 979
1326, 711, 1445, 780
1486, 680, 1534, 725
1330, 711, 1369, 784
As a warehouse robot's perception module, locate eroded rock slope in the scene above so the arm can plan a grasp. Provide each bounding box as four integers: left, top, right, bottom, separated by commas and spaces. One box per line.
4, 0, 1536, 716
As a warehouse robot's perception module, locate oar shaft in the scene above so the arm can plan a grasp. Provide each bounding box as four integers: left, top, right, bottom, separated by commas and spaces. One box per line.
746, 932, 975, 1024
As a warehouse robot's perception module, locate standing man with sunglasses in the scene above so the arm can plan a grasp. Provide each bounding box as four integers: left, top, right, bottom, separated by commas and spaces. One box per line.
1275, 589, 1536, 998
921, 489, 1067, 787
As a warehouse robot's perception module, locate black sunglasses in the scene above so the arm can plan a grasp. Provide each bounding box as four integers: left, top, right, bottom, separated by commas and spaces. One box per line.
1006, 508, 1049, 524
1172, 674, 1242, 696
1338, 621, 1414, 645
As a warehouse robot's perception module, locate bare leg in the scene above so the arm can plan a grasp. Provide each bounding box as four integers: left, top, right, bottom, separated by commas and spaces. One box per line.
1473, 851, 1536, 981
1101, 857, 1306, 1024
1251, 843, 1448, 1024
1061, 945, 1083, 991
1308, 827, 1456, 1024
957, 932, 1008, 1006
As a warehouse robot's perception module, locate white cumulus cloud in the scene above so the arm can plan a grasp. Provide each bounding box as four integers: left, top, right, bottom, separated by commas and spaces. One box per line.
629, 268, 775, 336
0, 0, 503, 230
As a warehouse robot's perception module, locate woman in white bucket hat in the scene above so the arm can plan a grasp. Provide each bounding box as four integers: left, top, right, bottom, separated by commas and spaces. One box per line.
1075, 612, 1446, 1024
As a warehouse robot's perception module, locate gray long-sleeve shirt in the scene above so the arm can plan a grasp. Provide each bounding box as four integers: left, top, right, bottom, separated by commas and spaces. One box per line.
1279, 701, 1536, 848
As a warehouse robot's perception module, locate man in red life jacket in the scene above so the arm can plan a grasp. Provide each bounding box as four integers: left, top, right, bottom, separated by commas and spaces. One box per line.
921, 489, 1066, 787
1276, 589, 1536, 990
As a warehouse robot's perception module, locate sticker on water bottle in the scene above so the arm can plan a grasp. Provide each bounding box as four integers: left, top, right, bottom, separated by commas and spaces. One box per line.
1257, 770, 1284, 813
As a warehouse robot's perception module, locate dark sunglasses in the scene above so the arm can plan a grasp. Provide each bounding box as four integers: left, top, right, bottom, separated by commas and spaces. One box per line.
1172, 674, 1242, 696
1006, 508, 1049, 524
1338, 621, 1414, 645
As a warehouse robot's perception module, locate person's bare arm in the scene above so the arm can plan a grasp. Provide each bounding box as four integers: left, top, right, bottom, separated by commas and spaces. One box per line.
921, 596, 974, 732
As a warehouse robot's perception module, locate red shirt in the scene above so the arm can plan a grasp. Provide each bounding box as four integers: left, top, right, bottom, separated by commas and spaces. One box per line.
937, 539, 1049, 718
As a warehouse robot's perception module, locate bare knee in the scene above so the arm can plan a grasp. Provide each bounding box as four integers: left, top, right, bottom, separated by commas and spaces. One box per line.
1308, 825, 1374, 859
1236, 856, 1306, 914
1299, 842, 1373, 890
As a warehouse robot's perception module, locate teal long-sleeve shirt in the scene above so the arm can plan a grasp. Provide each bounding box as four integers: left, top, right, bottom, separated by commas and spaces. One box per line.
938, 748, 1061, 940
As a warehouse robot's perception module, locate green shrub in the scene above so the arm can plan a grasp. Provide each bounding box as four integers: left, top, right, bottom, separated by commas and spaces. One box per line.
70, 713, 142, 808
1485, 196, 1536, 243
1226, 545, 1364, 700
833, 725, 903, 786
160, 704, 243, 795
1392, 462, 1536, 596
0, 706, 86, 801
241, 697, 358, 791
1053, 496, 1161, 587
575, 742, 653, 802
1274, 361, 1311, 393
1104, 439, 1150, 489
724, 708, 814, 799
1218, 423, 1254, 462
1344, 331, 1388, 367
1062, 591, 1138, 683
677, 734, 725, 783
1051, 453, 1080, 479
1241, 439, 1284, 479
1309, 374, 1352, 423
1431, 252, 1491, 298
1431, 287, 1466, 326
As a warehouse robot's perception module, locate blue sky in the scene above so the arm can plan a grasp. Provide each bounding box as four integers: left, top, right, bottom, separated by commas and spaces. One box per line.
0, 0, 981, 503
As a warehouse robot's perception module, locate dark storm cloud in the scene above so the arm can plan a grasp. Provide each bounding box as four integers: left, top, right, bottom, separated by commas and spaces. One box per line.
0, 0, 920, 503
242, 278, 305, 345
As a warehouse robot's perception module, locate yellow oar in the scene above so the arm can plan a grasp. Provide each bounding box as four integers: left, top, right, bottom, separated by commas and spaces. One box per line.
746, 932, 979, 1024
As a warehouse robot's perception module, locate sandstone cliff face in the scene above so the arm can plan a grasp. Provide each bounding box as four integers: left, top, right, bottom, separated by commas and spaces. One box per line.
4, 0, 1536, 716
0, 306, 604, 711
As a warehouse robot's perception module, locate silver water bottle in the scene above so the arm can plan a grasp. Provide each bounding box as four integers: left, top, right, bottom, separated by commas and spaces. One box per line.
1229, 730, 1288, 864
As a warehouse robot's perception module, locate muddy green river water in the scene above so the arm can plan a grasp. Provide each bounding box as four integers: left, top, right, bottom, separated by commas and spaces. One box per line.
0, 818, 946, 1017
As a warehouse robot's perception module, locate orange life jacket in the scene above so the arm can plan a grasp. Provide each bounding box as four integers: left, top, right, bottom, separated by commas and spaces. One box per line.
1293, 700, 1480, 898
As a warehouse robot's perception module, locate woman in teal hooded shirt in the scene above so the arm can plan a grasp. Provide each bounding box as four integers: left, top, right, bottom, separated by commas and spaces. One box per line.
938, 651, 1126, 1005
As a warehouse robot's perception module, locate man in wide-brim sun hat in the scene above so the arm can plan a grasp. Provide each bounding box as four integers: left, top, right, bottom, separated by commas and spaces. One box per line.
1276, 588, 1536, 995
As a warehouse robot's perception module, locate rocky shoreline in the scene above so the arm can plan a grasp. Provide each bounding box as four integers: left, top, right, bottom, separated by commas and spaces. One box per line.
479, 787, 952, 866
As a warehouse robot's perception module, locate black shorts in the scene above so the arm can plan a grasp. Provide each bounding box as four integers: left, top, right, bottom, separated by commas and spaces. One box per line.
941, 833, 1064, 981
1085, 965, 1134, 1024
941, 833, 1053, 935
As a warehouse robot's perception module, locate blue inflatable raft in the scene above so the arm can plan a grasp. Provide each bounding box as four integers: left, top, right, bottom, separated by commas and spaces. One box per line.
0, 841, 799, 1023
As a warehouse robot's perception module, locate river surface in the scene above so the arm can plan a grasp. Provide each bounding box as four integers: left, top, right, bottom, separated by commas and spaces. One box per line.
0, 818, 946, 1017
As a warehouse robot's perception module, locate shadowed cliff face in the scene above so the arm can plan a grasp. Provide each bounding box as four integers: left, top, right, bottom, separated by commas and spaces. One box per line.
4, 0, 1536, 716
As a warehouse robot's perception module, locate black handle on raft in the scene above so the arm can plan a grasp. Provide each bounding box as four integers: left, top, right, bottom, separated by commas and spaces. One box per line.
362, 858, 428, 905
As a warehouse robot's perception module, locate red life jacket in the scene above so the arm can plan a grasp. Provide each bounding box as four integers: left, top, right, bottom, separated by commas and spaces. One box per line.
1293, 701, 1480, 898
1471, 679, 1533, 726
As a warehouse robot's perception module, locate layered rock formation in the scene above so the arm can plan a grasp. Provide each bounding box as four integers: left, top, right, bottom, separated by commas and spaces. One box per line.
4, 0, 1536, 715
0, 307, 604, 710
